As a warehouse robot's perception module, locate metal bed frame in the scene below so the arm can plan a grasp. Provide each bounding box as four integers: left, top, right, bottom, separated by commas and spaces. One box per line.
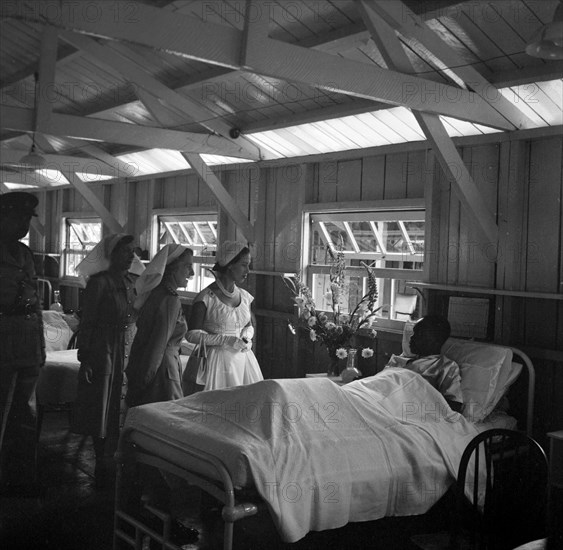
113, 345, 536, 550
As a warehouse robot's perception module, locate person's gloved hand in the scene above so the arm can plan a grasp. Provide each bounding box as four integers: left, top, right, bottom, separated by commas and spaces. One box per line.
225, 336, 249, 352
240, 325, 254, 341
240, 326, 254, 351
186, 330, 248, 351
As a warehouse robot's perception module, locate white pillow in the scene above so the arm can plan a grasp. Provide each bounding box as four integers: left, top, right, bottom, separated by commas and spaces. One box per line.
43, 311, 73, 352
458, 362, 501, 422
442, 338, 513, 422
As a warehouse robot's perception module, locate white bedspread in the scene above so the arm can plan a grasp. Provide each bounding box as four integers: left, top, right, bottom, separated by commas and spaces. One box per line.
124, 368, 481, 542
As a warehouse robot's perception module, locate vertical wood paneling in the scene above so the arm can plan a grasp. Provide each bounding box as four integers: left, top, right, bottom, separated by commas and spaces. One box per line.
526, 137, 562, 293
274, 164, 304, 275
406, 150, 426, 199
497, 141, 529, 291
173, 174, 188, 207
185, 173, 200, 207
457, 147, 473, 286
305, 163, 318, 203
361, 155, 385, 200
383, 152, 408, 199
336, 159, 362, 201
317, 161, 337, 202
133, 180, 152, 251
464, 144, 498, 287
446, 162, 460, 285
253, 167, 268, 273
424, 151, 440, 284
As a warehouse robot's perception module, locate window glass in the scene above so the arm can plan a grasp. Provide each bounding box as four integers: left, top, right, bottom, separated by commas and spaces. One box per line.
63, 218, 102, 277
156, 214, 217, 294
306, 209, 424, 325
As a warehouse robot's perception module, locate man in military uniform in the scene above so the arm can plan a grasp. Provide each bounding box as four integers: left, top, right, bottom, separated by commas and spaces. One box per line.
0, 192, 45, 496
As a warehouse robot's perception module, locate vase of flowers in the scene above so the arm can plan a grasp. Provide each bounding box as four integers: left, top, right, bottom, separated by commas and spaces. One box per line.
284, 242, 381, 377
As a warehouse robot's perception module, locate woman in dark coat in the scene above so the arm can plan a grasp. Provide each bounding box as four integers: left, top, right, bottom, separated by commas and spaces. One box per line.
72, 233, 141, 485
126, 244, 194, 407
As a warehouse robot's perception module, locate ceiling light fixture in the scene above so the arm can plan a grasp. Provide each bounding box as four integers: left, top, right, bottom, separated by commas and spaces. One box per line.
526, 2, 563, 60
18, 72, 47, 170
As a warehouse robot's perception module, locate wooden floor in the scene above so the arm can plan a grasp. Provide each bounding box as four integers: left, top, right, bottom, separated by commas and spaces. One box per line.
0, 412, 449, 550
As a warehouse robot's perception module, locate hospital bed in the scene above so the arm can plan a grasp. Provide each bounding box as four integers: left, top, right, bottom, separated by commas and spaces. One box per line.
113, 339, 535, 550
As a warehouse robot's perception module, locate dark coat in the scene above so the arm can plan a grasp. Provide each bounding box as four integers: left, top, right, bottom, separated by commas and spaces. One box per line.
125, 284, 187, 407
72, 270, 137, 439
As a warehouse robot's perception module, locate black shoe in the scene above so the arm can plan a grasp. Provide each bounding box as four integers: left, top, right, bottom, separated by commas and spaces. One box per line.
171, 520, 199, 544
141, 513, 199, 544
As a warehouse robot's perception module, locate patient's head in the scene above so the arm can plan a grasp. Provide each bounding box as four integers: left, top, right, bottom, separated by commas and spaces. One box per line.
409, 315, 451, 357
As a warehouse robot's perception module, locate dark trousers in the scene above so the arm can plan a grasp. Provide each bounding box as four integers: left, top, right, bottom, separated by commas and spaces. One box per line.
0, 364, 40, 486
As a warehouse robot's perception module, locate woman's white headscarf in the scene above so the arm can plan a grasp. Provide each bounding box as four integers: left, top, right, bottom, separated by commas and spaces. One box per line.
134, 244, 189, 309
75, 233, 144, 286
215, 240, 248, 268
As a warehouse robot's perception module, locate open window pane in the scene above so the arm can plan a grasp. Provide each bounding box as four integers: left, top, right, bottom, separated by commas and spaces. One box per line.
63, 218, 102, 277
307, 209, 424, 324
157, 214, 217, 294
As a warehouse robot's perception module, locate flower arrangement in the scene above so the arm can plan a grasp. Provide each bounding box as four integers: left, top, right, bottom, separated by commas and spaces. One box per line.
284, 243, 381, 374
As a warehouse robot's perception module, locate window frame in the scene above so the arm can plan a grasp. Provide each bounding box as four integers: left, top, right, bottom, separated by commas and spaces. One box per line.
301, 199, 425, 331
152, 208, 218, 299
60, 214, 103, 281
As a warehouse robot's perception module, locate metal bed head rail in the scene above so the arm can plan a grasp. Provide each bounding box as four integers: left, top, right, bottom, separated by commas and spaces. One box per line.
508, 346, 535, 437
114, 425, 265, 550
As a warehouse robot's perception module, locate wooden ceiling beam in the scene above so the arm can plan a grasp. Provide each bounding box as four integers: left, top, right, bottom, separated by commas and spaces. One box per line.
6, 0, 512, 129
60, 168, 123, 234
359, 0, 498, 244
1, 105, 258, 159
59, 30, 266, 161
0, 149, 126, 177
366, 1, 535, 130
136, 86, 255, 243
35, 25, 59, 134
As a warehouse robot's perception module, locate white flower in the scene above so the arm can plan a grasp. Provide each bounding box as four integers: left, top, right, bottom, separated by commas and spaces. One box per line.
361, 347, 374, 358
307, 316, 317, 327
357, 303, 368, 314
294, 296, 305, 306
302, 310, 311, 320
325, 321, 336, 330
336, 348, 348, 359
309, 329, 317, 342
369, 329, 378, 339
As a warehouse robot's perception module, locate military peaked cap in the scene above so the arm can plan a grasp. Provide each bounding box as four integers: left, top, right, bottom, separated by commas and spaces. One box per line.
0, 192, 38, 216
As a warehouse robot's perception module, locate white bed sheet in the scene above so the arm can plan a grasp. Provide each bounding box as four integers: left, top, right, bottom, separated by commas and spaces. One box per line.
38, 349, 80, 404
38, 350, 189, 404
124, 368, 484, 543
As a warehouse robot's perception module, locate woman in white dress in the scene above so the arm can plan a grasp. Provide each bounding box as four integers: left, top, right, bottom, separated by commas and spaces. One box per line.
186, 241, 263, 390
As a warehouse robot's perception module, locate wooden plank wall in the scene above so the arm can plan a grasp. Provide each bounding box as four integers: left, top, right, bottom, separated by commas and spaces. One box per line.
30, 135, 562, 442
427, 135, 563, 445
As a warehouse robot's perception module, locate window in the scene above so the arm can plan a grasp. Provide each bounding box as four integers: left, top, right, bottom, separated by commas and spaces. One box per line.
63, 217, 102, 277
156, 213, 217, 295
304, 206, 425, 327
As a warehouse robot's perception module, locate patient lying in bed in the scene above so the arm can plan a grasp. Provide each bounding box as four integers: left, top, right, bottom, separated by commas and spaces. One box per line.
384, 315, 463, 413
